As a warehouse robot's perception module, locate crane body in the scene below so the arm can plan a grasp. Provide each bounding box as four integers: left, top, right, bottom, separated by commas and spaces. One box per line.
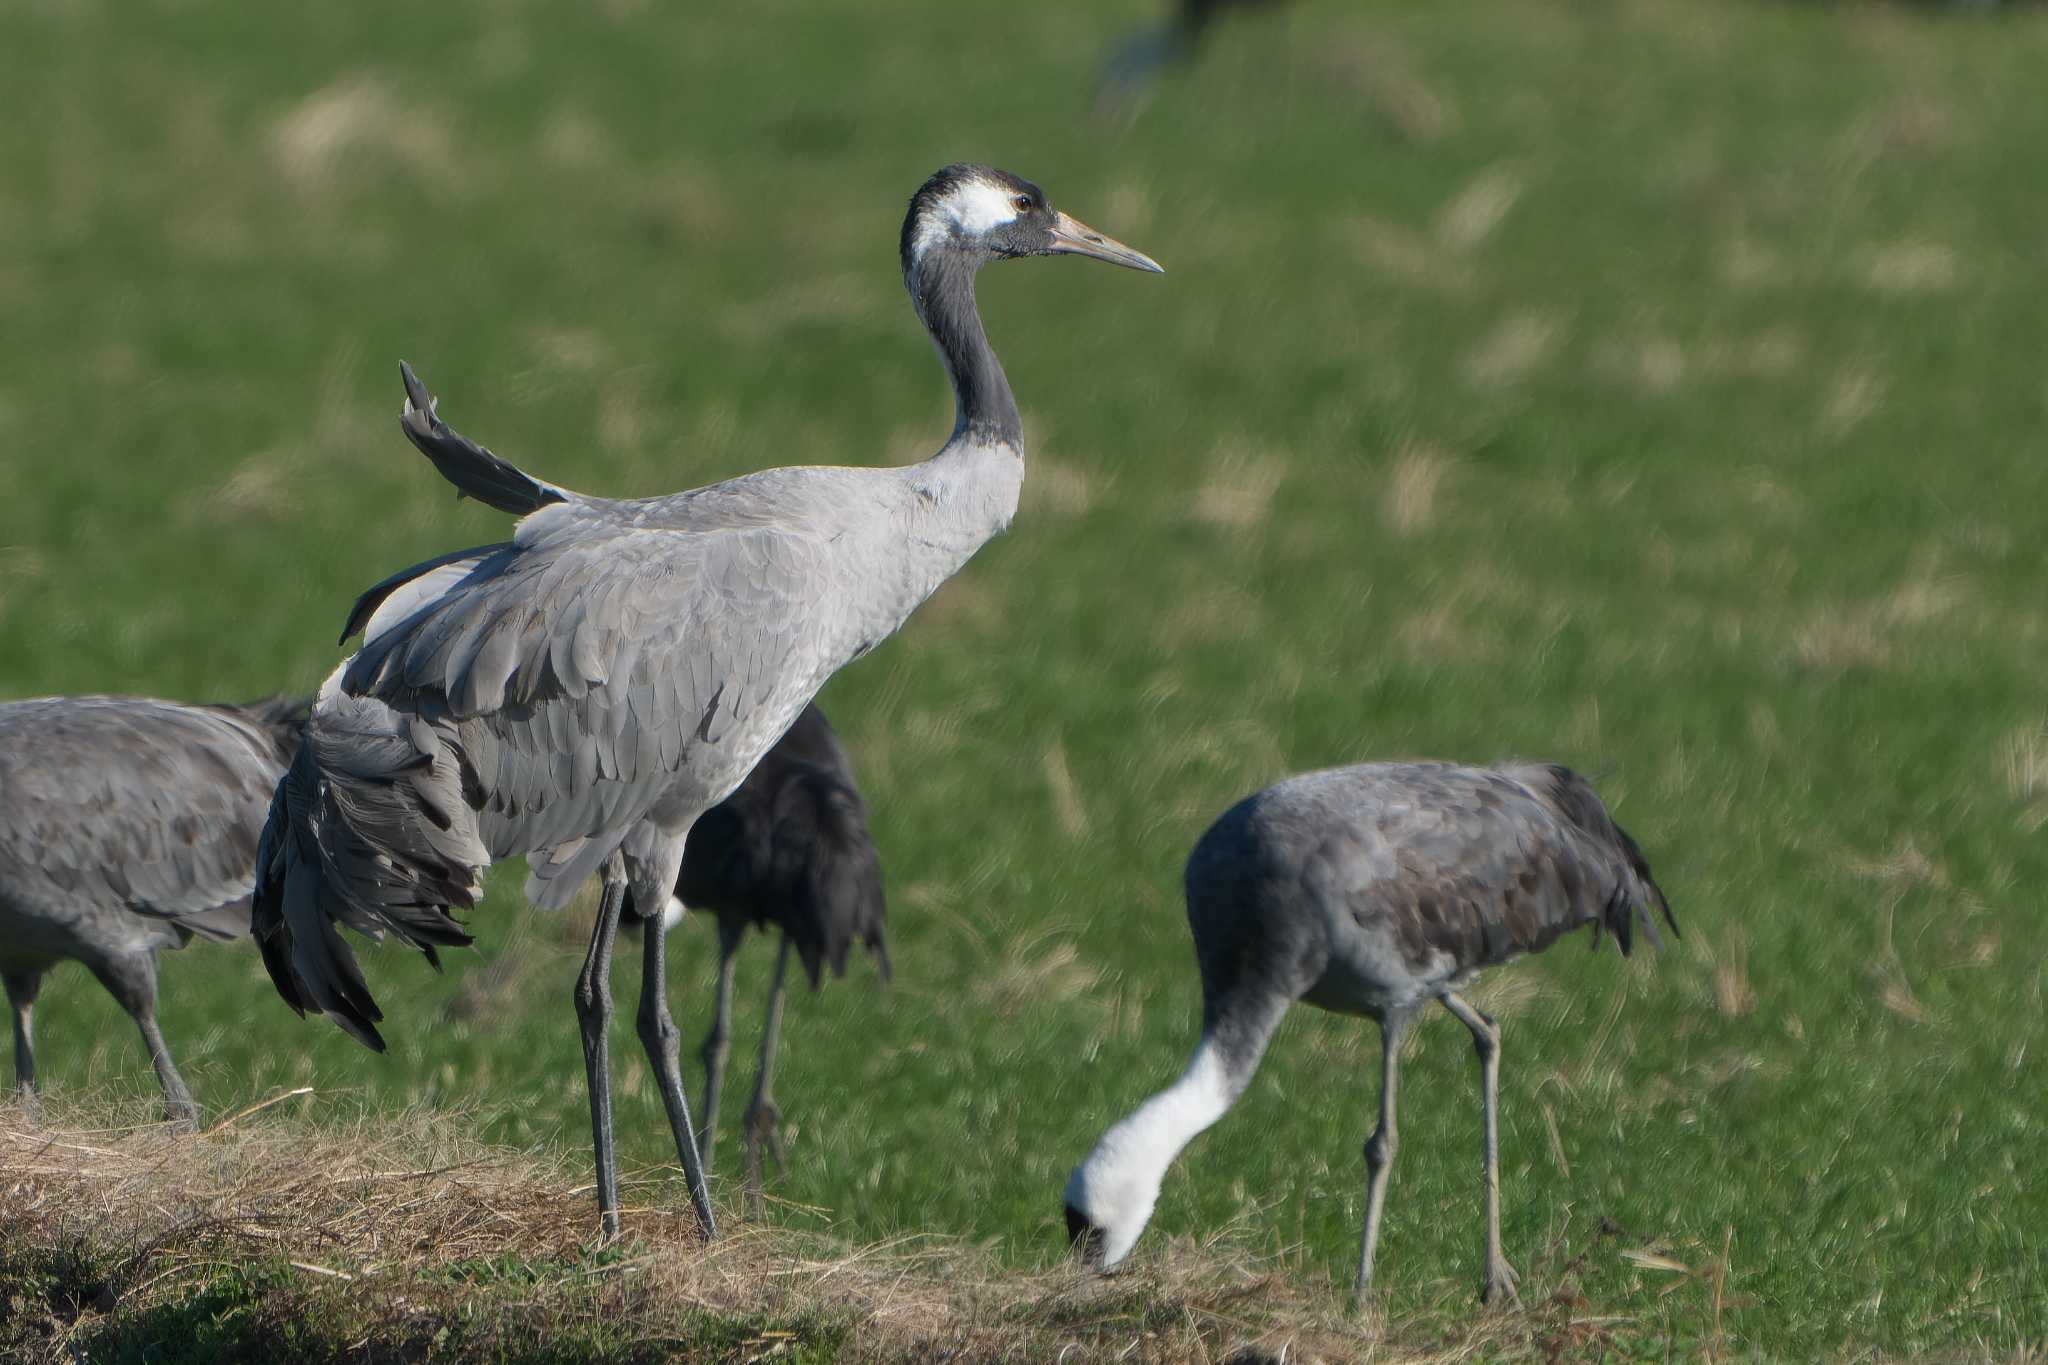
1064, 760, 1675, 1305
253, 165, 1160, 1239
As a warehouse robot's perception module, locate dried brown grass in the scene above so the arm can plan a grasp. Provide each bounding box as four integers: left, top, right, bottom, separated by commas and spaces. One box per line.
0, 1096, 1539, 1363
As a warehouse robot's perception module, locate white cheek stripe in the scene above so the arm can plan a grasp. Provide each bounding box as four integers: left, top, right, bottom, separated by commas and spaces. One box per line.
910, 179, 1022, 262
947, 180, 1022, 234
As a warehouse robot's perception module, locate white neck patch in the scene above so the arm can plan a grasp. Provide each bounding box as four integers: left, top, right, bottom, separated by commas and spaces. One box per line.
910, 178, 1022, 262
1064, 1038, 1239, 1268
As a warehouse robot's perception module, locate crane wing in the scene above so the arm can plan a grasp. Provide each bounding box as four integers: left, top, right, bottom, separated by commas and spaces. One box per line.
1331, 765, 1663, 972
337, 506, 839, 887
0, 699, 288, 937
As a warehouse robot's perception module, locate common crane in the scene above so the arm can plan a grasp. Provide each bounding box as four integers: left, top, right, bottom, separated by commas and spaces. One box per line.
1064, 761, 1675, 1306
1098, 0, 1289, 113
631, 702, 887, 1204
253, 164, 1160, 1240
0, 694, 307, 1126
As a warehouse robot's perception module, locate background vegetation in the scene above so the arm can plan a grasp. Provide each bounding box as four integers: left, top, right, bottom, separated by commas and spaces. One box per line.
2, 0, 2044, 1357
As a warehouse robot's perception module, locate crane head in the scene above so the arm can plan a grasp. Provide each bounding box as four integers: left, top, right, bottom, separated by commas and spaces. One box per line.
901, 164, 1163, 280
1061, 1147, 1158, 1273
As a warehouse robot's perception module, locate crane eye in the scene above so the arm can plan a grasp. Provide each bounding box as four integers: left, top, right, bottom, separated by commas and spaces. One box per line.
1014, 194, 1034, 212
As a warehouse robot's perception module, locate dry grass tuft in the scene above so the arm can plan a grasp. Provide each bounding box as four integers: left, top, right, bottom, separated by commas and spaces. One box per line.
1461, 311, 1564, 390
1706, 928, 1757, 1019
1434, 164, 1524, 249
1837, 837, 1949, 891
1382, 442, 1458, 537
1344, 217, 1476, 295
1817, 364, 1887, 439
1315, 37, 1458, 143
0, 1099, 1483, 1363
1190, 446, 1287, 531
972, 933, 1101, 1018
1855, 239, 1961, 296
270, 75, 466, 195
1996, 723, 2048, 801
1042, 740, 1089, 841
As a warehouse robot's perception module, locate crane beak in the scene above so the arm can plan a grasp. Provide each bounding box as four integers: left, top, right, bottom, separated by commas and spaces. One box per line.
1066, 1203, 1109, 1268
1048, 210, 1164, 273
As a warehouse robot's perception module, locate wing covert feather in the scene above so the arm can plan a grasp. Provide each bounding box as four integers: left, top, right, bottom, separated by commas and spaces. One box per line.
339, 515, 838, 862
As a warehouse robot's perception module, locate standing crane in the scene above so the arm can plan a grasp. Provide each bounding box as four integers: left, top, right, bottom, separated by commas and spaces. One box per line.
1063, 761, 1676, 1306
253, 164, 1160, 1241
630, 702, 887, 1205
0, 694, 307, 1126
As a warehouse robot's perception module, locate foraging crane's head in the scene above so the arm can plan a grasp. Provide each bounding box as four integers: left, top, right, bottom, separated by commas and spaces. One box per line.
1061, 1142, 1160, 1272
900, 164, 1163, 283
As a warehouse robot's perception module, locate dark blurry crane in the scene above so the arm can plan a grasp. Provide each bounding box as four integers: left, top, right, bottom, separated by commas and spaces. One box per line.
629, 703, 887, 1203
0, 694, 306, 1126
1064, 761, 1676, 1306
252, 165, 1160, 1241
1097, 0, 1292, 115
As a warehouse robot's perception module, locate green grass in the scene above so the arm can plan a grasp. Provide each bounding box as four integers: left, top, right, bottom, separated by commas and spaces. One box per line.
3, 0, 2047, 1357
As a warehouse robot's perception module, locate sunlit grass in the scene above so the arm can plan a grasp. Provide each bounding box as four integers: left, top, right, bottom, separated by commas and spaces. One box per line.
3, 0, 2045, 1356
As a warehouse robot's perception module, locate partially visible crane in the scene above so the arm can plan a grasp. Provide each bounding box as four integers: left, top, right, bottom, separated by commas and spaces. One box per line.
1064, 761, 1676, 1306
253, 165, 1160, 1240
0, 694, 307, 1126
1097, 0, 1290, 115
630, 703, 887, 1207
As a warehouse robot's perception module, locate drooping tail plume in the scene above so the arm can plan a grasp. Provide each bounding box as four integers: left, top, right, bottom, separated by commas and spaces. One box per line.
253, 691, 489, 1050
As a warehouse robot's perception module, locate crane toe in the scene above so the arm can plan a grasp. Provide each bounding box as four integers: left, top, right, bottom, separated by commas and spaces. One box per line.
1480, 1255, 1522, 1309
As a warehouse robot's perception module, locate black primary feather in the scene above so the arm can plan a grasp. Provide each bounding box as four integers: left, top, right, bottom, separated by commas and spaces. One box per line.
397, 361, 572, 517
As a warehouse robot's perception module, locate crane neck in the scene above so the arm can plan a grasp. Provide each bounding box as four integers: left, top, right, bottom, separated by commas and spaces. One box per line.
907, 249, 1021, 449
1062, 1032, 1249, 1268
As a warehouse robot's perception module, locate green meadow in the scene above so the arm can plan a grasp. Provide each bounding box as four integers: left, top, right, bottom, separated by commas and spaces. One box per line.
3, 0, 2044, 1356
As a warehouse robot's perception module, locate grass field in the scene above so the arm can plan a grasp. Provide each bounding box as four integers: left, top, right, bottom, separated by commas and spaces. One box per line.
3, 0, 2046, 1357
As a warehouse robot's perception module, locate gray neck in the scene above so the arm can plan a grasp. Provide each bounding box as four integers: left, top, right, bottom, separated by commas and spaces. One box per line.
908, 248, 1021, 448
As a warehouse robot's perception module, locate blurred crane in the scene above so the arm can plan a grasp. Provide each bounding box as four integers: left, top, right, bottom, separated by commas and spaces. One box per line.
252, 164, 1160, 1240
0, 694, 307, 1126
629, 703, 887, 1207
1064, 761, 1676, 1306
1097, 0, 1291, 115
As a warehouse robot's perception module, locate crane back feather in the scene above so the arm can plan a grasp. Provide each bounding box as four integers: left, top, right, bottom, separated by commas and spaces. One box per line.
0, 694, 308, 946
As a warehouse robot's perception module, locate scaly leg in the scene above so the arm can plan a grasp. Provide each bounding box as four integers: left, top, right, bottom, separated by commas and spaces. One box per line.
741, 935, 792, 1216
136, 1009, 198, 1130
86, 953, 197, 1129
4, 969, 41, 1118
1354, 1007, 1411, 1300
697, 918, 745, 1166
574, 861, 627, 1239
1443, 991, 1520, 1308
635, 903, 719, 1239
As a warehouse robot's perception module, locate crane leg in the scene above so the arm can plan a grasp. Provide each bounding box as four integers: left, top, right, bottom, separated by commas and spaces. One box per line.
1354, 1007, 1410, 1301
1443, 991, 1520, 1308
741, 934, 792, 1217
4, 969, 41, 1117
575, 861, 627, 1240
86, 952, 197, 1129
635, 904, 719, 1240
696, 920, 745, 1167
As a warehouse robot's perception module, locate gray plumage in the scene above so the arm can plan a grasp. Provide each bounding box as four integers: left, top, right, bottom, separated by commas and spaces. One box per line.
1064, 760, 1675, 1305
0, 694, 308, 1126
629, 703, 887, 1202
252, 164, 1159, 1240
